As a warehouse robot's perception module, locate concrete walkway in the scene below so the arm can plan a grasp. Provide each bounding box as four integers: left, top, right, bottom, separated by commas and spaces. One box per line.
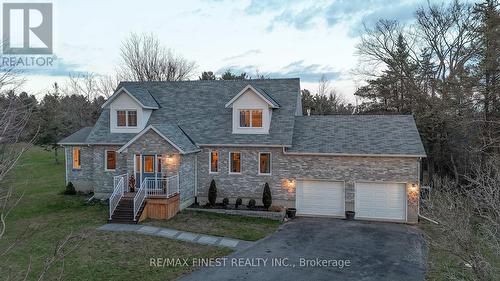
98, 223, 253, 250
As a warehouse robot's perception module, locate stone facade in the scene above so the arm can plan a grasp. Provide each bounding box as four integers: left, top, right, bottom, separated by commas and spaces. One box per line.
65, 145, 126, 197
196, 146, 420, 223
117, 130, 196, 207
65, 140, 421, 223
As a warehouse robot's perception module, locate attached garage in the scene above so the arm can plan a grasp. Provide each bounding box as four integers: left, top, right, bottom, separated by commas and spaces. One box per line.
355, 182, 407, 222
296, 180, 345, 217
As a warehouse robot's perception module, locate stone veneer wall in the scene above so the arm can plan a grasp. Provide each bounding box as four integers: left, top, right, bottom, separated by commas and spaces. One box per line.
65, 145, 126, 197
196, 146, 420, 223
121, 130, 196, 207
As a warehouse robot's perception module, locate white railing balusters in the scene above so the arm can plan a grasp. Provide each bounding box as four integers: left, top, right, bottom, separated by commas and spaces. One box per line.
109, 174, 127, 220
131, 174, 179, 221
133, 177, 147, 221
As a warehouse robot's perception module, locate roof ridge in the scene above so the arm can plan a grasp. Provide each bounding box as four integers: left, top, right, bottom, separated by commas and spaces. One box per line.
120, 78, 300, 84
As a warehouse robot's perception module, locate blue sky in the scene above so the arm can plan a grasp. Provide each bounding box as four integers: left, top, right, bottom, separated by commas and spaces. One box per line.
9, 0, 457, 101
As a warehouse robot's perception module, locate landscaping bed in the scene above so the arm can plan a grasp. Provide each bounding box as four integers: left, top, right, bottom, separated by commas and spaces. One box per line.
143, 209, 281, 241
188, 207, 286, 221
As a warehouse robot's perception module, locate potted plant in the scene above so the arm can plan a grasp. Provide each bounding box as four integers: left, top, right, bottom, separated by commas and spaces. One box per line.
129, 175, 135, 192
345, 211, 355, 220
286, 208, 296, 218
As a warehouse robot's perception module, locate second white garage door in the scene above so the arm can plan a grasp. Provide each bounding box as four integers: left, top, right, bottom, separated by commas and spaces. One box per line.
296, 180, 344, 217
355, 182, 406, 222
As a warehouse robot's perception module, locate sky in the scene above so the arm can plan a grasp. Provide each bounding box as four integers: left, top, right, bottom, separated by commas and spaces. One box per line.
3, 0, 458, 102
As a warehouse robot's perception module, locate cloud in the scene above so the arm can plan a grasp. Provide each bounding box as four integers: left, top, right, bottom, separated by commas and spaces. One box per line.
223, 49, 262, 61
242, 0, 431, 36
244, 0, 291, 15
267, 6, 323, 31
216, 60, 341, 83
19, 56, 89, 77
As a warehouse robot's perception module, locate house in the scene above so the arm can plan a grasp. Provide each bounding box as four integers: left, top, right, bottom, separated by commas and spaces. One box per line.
58, 78, 426, 224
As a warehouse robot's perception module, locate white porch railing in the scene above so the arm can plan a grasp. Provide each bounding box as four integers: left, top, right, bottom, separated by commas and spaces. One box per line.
109, 173, 128, 220
133, 177, 147, 221
141, 175, 180, 197
132, 174, 179, 221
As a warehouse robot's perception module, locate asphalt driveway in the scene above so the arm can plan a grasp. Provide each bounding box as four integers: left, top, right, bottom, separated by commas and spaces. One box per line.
180, 217, 426, 281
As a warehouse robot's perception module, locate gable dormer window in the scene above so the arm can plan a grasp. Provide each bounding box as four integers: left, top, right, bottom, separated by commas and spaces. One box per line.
239, 109, 262, 128
116, 110, 137, 127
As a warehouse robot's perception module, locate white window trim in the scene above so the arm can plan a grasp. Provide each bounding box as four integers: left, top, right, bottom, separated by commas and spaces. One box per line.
209, 149, 219, 174
238, 109, 263, 128
258, 152, 272, 175
228, 151, 242, 175
115, 109, 138, 128
104, 150, 117, 171
72, 147, 81, 170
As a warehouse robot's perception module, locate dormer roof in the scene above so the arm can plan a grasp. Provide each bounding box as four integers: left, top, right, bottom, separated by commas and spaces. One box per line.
225, 84, 280, 108
101, 84, 159, 109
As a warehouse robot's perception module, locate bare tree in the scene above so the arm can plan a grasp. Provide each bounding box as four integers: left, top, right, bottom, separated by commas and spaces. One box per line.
117, 33, 196, 82
422, 157, 500, 281
66, 73, 118, 99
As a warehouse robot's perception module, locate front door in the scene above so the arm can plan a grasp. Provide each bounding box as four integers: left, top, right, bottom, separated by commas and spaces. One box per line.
136, 155, 163, 189
142, 155, 156, 181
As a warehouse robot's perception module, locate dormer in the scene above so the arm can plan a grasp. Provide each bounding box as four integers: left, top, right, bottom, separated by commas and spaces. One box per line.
101, 86, 159, 133
225, 85, 280, 134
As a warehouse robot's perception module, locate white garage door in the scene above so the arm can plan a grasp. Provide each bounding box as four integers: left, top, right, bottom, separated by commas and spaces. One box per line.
355, 182, 406, 221
296, 180, 344, 217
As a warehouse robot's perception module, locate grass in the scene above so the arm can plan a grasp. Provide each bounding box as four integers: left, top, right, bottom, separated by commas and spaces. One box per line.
419, 221, 500, 281
144, 210, 281, 241
0, 146, 232, 281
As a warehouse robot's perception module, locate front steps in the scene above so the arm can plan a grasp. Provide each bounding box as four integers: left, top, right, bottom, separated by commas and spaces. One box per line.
109, 196, 145, 224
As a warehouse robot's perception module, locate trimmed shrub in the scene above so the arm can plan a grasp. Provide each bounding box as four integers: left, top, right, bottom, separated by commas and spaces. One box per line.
247, 199, 256, 209
208, 179, 217, 206
64, 182, 76, 195
235, 198, 243, 208
222, 197, 229, 206
262, 182, 272, 209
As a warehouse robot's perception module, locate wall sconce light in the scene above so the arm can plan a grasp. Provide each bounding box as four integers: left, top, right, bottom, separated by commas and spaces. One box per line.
165, 155, 174, 164
282, 179, 296, 193
407, 183, 419, 204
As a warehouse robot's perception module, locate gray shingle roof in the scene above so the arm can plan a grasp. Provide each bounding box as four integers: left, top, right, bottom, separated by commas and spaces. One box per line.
61, 79, 299, 146
58, 127, 93, 144
102, 83, 160, 109
253, 87, 280, 108
85, 108, 137, 144
288, 115, 426, 156
150, 124, 199, 153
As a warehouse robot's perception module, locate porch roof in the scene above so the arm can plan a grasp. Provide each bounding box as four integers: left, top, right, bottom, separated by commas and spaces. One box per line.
117, 124, 200, 154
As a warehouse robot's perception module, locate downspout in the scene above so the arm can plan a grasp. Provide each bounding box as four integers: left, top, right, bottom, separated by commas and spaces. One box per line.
194, 153, 198, 204
64, 146, 68, 185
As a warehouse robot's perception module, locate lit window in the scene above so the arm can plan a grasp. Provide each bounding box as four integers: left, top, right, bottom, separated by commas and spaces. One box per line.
229, 152, 241, 174
117, 110, 126, 127
128, 111, 137, 126
144, 156, 154, 173
239, 110, 251, 127
106, 150, 116, 170
135, 154, 141, 173
252, 110, 262, 127
239, 109, 262, 128
72, 147, 81, 169
116, 110, 137, 127
259, 153, 271, 174
210, 150, 219, 173
157, 156, 162, 173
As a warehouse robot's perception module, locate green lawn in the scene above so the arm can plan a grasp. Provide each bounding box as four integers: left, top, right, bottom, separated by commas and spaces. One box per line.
0, 146, 232, 281
144, 210, 281, 241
